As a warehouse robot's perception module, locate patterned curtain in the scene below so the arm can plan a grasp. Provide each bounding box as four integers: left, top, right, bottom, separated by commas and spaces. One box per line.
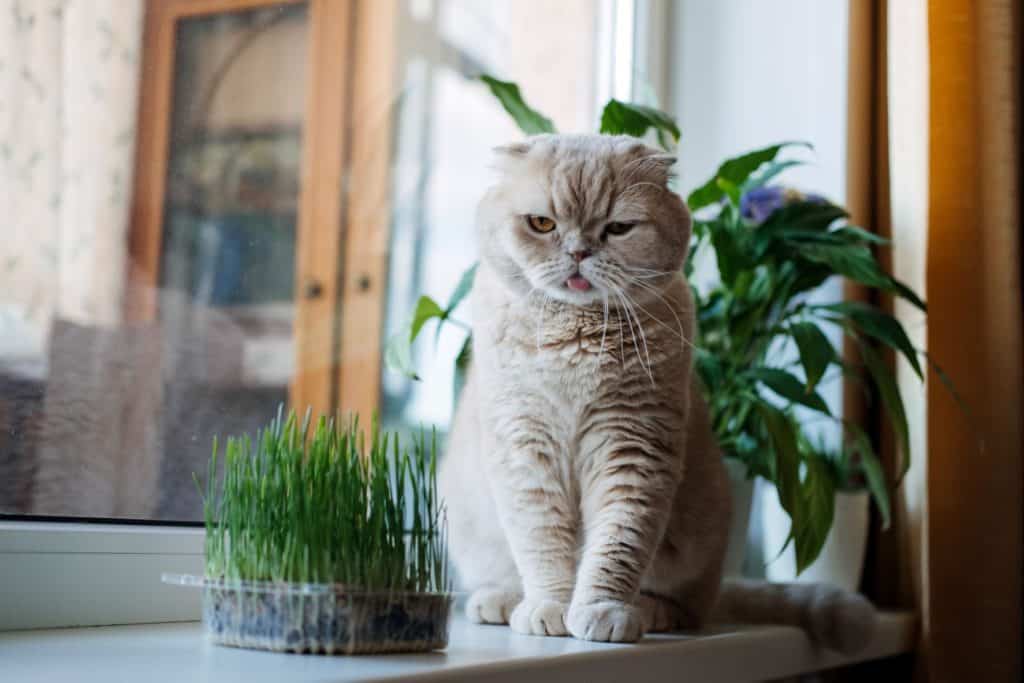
0, 0, 143, 365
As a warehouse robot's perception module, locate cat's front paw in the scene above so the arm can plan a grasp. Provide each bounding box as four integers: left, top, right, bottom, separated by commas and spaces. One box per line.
466, 587, 522, 625
509, 598, 569, 636
567, 600, 644, 642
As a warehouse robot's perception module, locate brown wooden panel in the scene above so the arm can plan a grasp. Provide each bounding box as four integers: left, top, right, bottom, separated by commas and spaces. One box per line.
288, 0, 354, 417
335, 0, 398, 423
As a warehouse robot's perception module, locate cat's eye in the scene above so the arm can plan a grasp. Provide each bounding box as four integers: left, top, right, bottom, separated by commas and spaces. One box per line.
526, 215, 556, 233
604, 222, 636, 237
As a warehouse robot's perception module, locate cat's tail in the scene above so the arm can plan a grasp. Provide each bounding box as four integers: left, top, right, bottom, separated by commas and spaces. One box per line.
711, 578, 878, 654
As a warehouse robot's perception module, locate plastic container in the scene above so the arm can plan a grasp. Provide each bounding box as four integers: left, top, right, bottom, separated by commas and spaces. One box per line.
163, 574, 453, 654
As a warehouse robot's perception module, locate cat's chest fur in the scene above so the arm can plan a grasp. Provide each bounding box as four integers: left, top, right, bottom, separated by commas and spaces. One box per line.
481, 299, 622, 414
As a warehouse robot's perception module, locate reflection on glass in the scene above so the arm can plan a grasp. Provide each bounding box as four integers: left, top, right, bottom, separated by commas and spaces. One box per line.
0, 0, 609, 522
0, 2, 310, 522
380, 0, 602, 434
155, 4, 309, 519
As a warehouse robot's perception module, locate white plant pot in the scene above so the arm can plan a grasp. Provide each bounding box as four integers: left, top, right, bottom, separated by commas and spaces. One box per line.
761, 487, 870, 591
722, 458, 756, 578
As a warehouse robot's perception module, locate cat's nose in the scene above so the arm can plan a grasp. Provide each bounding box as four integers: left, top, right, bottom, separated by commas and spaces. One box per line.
570, 249, 592, 263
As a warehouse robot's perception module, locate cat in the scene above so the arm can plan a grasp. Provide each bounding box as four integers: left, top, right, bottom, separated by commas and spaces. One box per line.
438, 134, 876, 652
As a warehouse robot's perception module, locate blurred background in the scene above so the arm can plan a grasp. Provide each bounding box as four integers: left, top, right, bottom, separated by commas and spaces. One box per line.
0, 1, 1019, 679
0, 0, 854, 519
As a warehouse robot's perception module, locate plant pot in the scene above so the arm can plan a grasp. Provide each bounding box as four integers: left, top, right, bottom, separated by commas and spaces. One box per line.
722, 457, 756, 577
761, 488, 870, 591
164, 574, 452, 654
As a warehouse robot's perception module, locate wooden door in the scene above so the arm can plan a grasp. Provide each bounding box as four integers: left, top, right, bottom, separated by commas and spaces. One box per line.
128, 0, 393, 421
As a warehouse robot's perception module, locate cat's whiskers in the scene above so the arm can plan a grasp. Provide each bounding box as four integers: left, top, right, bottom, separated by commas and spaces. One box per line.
591, 265, 649, 374
623, 266, 677, 277
615, 290, 655, 383
609, 284, 654, 383
596, 266, 655, 375
612, 288, 642, 372
527, 262, 567, 351
598, 292, 610, 363
615, 306, 626, 367
617, 275, 697, 352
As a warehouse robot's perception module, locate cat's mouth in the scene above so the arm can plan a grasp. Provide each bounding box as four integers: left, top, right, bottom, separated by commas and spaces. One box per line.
566, 273, 592, 291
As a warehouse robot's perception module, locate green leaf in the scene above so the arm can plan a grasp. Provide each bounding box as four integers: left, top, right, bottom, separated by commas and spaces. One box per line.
760, 202, 849, 235
453, 335, 472, 403
830, 225, 891, 245
921, 351, 975, 430
710, 222, 746, 287
716, 176, 741, 206
445, 263, 478, 315
742, 159, 806, 191
695, 347, 724, 389
687, 141, 812, 211
384, 296, 446, 381
599, 100, 681, 148
860, 342, 912, 480
888, 277, 928, 312
854, 437, 892, 530
819, 301, 923, 379
797, 243, 925, 312
790, 322, 836, 391
384, 331, 418, 381
758, 404, 804, 561
794, 243, 893, 294
748, 367, 831, 415
480, 75, 555, 135
411, 296, 445, 339
794, 454, 836, 573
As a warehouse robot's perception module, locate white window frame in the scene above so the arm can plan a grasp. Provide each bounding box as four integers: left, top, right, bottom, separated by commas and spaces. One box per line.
0, 521, 203, 630
0, 0, 659, 634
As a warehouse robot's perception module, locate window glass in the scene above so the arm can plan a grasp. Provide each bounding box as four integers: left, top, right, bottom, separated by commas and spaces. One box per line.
1, 2, 309, 521
0, 0, 610, 521
381, 0, 602, 432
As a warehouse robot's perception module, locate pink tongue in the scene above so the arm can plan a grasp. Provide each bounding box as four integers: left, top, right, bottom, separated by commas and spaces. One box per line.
567, 275, 592, 291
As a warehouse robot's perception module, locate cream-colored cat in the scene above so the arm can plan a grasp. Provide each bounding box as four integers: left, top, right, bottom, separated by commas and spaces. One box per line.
439, 134, 876, 651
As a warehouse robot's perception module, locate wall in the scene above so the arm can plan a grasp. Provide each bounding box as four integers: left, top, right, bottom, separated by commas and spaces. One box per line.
667, 0, 849, 205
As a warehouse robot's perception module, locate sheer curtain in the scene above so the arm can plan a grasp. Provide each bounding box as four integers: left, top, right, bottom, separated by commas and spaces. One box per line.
0, 0, 143, 359
1, 0, 146, 515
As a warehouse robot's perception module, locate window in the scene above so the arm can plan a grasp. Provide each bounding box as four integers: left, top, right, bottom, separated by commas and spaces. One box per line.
0, 0, 638, 628
1, 0, 853, 631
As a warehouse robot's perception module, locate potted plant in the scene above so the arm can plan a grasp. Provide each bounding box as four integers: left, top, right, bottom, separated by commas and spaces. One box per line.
387, 76, 932, 579
164, 409, 452, 654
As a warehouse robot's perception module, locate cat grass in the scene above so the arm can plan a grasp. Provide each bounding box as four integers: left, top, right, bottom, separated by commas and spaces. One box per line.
192, 409, 452, 654
199, 408, 448, 592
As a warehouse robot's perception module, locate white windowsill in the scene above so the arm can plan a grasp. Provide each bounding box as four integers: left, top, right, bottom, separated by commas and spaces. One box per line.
1, 611, 915, 683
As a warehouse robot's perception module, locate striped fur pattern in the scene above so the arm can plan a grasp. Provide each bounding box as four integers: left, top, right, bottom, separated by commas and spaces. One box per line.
440, 135, 876, 651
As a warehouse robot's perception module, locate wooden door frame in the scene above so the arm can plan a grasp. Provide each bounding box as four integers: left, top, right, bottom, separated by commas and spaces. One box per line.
335, 0, 396, 422
126, 0, 395, 420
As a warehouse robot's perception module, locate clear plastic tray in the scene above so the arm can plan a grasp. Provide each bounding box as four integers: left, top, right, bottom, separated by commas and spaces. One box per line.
162, 573, 453, 655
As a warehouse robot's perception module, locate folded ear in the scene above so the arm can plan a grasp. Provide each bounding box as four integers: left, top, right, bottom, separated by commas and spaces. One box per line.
492, 141, 533, 157
647, 153, 678, 170
490, 140, 536, 175
622, 152, 677, 186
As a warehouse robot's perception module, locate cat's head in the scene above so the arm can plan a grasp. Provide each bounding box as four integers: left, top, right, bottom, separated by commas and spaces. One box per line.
477, 134, 691, 306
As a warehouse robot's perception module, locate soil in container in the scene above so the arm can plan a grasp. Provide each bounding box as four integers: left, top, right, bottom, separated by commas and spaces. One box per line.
167, 574, 453, 655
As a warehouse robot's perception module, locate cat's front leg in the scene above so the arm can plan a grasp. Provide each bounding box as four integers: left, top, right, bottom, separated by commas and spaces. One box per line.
568, 441, 681, 642
487, 417, 578, 637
